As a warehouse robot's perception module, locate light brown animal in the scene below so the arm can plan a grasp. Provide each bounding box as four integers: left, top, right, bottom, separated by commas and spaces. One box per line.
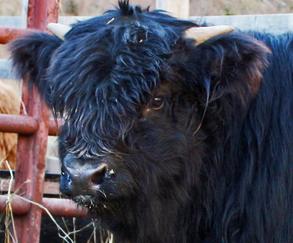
0, 79, 20, 170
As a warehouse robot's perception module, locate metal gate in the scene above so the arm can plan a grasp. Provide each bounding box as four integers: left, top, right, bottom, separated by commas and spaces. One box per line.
0, 1, 85, 242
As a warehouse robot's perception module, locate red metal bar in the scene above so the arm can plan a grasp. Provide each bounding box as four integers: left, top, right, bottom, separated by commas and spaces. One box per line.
14, 80, 50, 243
0, 114, 61, 135
0, 28, 32, 44
0, 195, 31, 215
0, 114, 38, 134
46, 0, 61, 24
0, 195, 87, 217
13, 1, 60, 242
42, 198, 87, 217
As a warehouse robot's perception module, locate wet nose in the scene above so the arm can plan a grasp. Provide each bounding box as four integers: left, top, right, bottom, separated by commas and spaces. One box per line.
60, 163, 108, 197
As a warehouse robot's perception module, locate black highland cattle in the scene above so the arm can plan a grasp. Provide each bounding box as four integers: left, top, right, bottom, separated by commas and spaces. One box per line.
10, 1, 292, 242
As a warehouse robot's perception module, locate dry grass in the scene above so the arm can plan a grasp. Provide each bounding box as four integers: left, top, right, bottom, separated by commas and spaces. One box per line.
1, 159, 18, 243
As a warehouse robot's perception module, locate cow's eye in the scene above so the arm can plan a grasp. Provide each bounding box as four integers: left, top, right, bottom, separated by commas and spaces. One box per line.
149, 96, 164, 110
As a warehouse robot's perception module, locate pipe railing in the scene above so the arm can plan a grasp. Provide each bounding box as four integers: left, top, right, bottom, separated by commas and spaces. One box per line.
0, 114, 62, 135
0, 195, 87, 217
0, 1, 89, 242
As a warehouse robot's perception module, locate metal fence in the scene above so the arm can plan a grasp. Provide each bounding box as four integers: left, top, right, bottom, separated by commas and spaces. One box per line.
0, 1, 85, 242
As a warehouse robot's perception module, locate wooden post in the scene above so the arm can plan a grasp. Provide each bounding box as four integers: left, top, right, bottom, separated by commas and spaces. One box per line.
156, 0, 190, 18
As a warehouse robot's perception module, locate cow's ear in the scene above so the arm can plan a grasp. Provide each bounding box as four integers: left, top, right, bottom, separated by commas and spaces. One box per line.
195, 33, 270, 104
9, 32, 62, 105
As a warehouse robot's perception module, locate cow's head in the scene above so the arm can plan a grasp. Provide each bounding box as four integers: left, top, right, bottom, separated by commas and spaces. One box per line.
10, 0, 269, 237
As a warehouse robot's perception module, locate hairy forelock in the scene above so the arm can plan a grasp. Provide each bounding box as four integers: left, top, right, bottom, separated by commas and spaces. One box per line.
47, 1, 197, 157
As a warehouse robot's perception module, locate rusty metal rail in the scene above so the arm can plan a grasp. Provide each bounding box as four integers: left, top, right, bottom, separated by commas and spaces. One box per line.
0, 114, 61, 135
0, 28, 33, 44
0, 0, 86, 242
0, 114, 38, 134
0, 195, 87, 217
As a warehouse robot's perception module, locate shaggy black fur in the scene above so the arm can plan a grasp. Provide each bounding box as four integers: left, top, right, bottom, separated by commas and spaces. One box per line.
9, 1, 292, 242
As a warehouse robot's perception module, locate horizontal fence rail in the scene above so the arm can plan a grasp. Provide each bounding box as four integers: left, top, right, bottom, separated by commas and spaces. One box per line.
0, 114, 38, 134
0, 114, 61, 135
0, 27, 33, 44
0, 195, 87, 217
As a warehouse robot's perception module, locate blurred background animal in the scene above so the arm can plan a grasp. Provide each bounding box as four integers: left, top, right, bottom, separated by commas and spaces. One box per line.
0, 79, 19, 170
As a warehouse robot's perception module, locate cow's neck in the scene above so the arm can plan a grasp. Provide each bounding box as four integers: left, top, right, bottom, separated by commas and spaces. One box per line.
110, 196, 203, 243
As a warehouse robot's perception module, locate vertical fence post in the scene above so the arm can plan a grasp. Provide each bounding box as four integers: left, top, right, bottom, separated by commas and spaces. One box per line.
13, 1, 59, 242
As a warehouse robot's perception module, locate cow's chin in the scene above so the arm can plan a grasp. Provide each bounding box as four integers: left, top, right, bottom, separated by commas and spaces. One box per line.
72, 194, 111, 211
72, 195, 99, 210
71, 190, 129, 217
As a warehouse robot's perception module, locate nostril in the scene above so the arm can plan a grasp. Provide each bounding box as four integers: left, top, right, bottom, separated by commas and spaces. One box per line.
90, 164, 108, 185
60, 171, 73, 197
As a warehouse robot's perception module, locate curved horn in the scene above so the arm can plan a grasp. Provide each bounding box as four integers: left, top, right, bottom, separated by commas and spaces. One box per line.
185, 25, 235, 45
47, 23, 71, 40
